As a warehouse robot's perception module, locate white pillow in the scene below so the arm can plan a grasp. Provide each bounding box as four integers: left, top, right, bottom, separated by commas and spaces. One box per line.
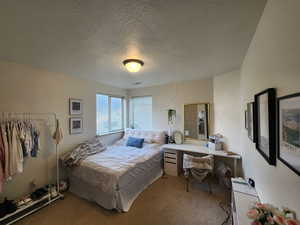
123, 129, 165, 144
144, 138, 154, 144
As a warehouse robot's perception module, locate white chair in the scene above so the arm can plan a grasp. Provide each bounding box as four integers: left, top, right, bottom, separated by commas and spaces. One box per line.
183, 154, 214, 193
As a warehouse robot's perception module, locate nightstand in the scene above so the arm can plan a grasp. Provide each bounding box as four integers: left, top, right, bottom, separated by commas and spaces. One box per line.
164, 149, 181, 176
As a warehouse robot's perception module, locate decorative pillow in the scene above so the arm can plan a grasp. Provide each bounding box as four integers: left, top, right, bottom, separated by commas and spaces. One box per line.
123, 128, 165, 144
143, 138, 154, 144
126, 137, 144, 148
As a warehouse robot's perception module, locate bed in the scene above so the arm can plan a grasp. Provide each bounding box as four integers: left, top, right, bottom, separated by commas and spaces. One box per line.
67, 129, 165, 212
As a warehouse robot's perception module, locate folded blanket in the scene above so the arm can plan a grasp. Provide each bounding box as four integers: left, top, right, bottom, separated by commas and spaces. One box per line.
62, 137, 106, 167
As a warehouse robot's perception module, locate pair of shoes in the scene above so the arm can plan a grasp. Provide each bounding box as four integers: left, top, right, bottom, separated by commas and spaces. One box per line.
30, 188, 48, 201
0, 198, 17, 218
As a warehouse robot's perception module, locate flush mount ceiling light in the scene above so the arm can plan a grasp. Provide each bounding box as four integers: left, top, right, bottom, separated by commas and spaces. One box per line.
123, 59, 144, 73
133, 81, 142, 85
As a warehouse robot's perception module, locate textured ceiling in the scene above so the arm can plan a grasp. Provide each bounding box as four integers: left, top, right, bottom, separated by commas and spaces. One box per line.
0, 0, 266, 89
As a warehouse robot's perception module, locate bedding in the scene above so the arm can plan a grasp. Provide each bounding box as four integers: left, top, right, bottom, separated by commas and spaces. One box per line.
67, 129, 165, 212
62, 137, 106, 167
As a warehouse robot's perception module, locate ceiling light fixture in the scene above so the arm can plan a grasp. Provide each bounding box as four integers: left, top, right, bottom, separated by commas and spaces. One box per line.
133, 81, 142, 85
123, 59, 144, 73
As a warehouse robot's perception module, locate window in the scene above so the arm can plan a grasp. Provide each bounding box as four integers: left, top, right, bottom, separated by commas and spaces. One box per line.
130, 96, 152, 129
96, 94, 124, 135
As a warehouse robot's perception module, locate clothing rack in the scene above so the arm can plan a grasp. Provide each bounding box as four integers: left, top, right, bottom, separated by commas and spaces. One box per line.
0, 112, 63, 225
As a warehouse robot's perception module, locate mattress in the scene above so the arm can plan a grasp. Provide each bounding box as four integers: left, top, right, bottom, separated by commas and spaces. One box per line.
67, 142, 163, 212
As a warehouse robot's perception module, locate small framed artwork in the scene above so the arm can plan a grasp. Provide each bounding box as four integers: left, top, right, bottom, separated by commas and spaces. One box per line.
254, 88, 277, 165
69, 99, 82, 115
245, 110, 248, 130
278, 93, 300, 176
247, 102, 255, 142
69, 117, 83, 134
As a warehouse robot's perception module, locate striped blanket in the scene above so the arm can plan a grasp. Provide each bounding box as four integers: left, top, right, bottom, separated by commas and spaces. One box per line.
62, 137, 106, 167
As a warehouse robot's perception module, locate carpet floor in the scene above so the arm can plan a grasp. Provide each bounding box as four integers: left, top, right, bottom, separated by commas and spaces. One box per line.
15, 176, 230, 225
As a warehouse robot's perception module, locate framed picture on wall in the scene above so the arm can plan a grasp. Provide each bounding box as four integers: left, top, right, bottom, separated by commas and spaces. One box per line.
245, 110, 248, 130
278, 93, 300, 176
69, 117, 83, 134
69, 98, 83, 115
254, 88, 277, 165
247, 102, 255, 142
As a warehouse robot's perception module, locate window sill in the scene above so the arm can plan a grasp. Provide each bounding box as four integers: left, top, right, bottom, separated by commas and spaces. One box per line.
96, 130, 124, 137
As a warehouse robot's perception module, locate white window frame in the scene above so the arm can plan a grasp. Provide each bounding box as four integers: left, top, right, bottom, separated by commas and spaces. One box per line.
96, 93, 125, 135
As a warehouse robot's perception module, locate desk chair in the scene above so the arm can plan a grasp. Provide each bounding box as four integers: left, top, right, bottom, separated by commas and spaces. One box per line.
183, 154, 214, 193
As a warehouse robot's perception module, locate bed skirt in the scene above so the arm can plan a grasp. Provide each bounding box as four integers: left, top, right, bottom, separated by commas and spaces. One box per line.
68, 159, 163, 212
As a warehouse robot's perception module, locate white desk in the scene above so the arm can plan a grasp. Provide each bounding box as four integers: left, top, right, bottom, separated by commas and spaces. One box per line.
162, 143, 241, 177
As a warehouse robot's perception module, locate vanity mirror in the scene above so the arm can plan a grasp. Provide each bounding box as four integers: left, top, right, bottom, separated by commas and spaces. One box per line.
184, 103, 210, 140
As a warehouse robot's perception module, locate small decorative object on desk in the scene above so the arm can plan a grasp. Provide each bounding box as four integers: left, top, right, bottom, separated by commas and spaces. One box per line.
164, 134, 169, 144
168, 135, 175, 144
173, 131, 183, 144
247, 202, 300, 225
208, 134, 223, 151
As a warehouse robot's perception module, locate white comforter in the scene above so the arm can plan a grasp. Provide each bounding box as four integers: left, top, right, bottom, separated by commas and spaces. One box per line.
69, 143, 162, 211
80, 143, 160, 190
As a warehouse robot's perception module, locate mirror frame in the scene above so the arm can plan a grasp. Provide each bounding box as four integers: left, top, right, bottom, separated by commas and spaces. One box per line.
183, 102, 211, 141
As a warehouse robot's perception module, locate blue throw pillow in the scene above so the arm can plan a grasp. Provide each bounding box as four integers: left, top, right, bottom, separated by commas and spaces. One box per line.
126, 137, 144, 148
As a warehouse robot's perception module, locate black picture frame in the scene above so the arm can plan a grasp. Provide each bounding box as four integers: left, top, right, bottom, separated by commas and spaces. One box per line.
254, 88, 277, 165
277, 93, 300, 176
247, 102, 255, 142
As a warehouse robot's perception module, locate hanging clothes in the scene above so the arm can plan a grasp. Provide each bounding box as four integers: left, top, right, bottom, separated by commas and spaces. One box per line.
31, 127, 40, 158
0, 128, 5, 192
10, 122, 23, 174
0, 118, 42, 192
24, 123, 33, 156
52, 119, 63, 145
18, 121, 27, 157
18, 121, 33, 158
1, 124, 10, 179
6, 122, 14, 178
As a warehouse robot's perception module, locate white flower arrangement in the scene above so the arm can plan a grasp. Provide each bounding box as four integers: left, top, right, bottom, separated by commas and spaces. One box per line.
247, 202, 300, 225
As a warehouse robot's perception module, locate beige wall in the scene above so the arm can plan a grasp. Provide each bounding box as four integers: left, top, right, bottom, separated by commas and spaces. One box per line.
240, 0, 300, 212
128, 79, 214, 134
213, 0, 300, 212
0, 61, 126, 198
213, 70, 242, 154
